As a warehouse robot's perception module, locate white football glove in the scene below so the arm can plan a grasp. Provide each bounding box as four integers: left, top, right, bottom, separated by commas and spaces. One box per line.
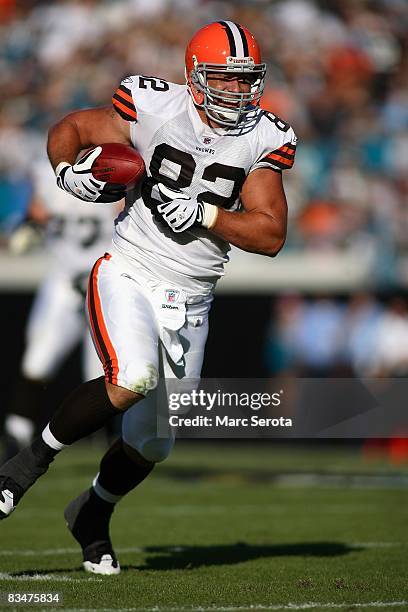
153, 183, 218, 233
55, 147, 126, 204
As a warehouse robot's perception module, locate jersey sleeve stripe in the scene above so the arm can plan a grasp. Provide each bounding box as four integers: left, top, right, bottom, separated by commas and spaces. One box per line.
112, 83, 137, 121
281, 144, 296, 153
261, 156, 294, 170
112, 92, 137, 114
273, 143, 296, 156
267, 153, 294, 166
251, 157, 282, 173
258, 141, 297, 169
266, 150, 294, 162
112, 97, 137, 121
117, 86, 135, 105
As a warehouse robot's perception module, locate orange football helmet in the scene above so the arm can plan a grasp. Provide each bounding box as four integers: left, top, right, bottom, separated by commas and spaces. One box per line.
185, 21, 266, 128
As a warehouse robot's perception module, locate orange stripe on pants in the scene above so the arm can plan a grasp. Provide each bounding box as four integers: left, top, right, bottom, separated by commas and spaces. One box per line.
87, 254, 119, 385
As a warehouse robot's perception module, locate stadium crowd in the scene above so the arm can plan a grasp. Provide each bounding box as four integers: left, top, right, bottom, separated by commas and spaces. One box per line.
1, 0, 408, 349
0, 0, 407, 282
265, 293, 408, 377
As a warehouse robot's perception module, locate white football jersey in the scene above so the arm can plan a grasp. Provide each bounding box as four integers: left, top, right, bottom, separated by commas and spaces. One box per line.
112, 75, 297, 294
32, 158, 116, 277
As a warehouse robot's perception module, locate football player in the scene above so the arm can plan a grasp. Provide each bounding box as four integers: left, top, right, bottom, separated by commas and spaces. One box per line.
3, 156, 118, 458
0, 22, 296, 575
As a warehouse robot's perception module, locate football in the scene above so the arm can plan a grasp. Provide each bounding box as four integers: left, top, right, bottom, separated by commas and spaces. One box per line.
88, 143, 145, 188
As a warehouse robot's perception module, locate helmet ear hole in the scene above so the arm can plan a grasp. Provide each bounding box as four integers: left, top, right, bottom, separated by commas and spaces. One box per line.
191, 85, 204, 105
186, 66, 204, 105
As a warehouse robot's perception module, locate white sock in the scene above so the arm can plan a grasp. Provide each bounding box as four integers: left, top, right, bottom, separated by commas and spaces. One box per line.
41, 424, 67, 451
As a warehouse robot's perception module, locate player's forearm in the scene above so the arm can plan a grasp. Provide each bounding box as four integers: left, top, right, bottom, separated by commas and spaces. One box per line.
210, 208, 287, 257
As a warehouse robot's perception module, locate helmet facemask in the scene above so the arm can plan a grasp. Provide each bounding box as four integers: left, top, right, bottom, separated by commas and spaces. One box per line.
189, 55, 266, 128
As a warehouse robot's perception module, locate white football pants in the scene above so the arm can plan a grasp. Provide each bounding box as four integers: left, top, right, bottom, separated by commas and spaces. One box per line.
86, 251, 211, 462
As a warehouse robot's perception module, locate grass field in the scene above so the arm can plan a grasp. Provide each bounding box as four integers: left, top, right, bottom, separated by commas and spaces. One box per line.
0, 440, 407, 611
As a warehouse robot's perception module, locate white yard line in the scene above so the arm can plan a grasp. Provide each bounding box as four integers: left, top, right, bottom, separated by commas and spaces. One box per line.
37, 601, 408, 611
0, 572, 102, 582
0, 548, 79, 556
0, 547, 144, 557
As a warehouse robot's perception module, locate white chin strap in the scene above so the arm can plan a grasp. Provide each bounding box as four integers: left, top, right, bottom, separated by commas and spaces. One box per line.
207, 99, 240, 122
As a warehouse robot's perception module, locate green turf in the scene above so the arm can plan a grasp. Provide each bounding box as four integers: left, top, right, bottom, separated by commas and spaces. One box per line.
0, 441, 407, 611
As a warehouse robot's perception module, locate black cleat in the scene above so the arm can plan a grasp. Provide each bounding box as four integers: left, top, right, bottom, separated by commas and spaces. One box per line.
0, 437, 57, 520
64, 488, 120, 575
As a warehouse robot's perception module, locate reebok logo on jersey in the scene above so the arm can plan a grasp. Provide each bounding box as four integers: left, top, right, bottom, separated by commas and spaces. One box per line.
196, 146, 215, 155
162, 304, 178, 310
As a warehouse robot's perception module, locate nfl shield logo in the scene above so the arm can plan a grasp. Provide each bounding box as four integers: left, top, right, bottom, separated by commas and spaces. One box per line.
203, 137, 213, 145
165, 289, 179, 303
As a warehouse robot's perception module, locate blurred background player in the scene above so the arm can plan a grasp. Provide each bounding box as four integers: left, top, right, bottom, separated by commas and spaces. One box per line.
2, 153, 121, 458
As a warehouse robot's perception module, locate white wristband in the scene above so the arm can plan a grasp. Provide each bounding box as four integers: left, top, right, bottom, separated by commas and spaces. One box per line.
55, 161, 71, 177
202, 203, 219, 229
